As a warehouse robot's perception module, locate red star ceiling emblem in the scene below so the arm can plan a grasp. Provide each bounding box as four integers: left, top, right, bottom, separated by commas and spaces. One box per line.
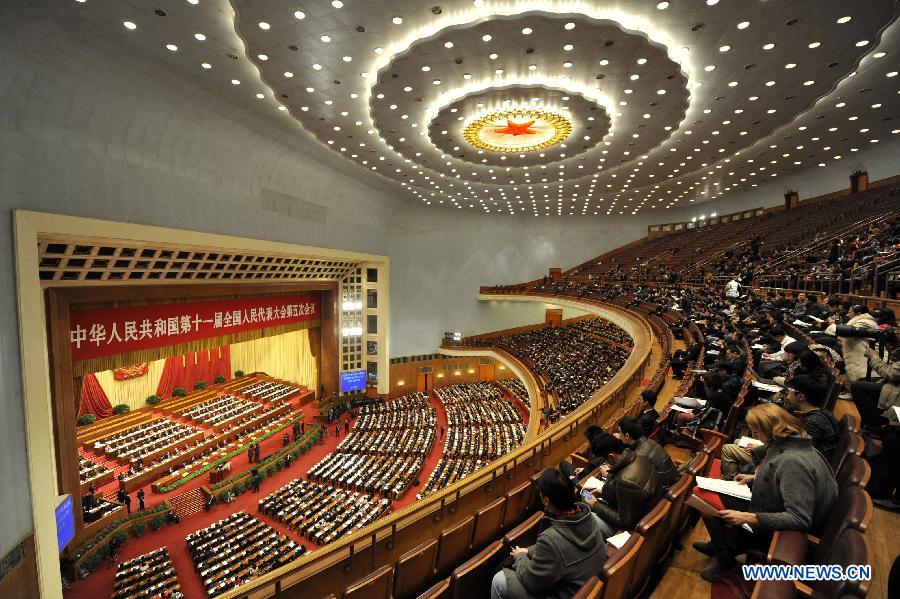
493, 119, 537, 136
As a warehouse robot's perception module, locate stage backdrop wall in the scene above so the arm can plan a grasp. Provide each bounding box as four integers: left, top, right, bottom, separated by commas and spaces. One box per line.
230, 328, 319, 393
94, 359, 166, 412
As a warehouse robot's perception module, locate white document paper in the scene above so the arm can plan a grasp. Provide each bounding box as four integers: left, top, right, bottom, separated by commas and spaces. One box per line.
882, 406, 900, 423
685, 494, 754, 532
737, 436, 764, 449
752, 381, 784, 393
675, 396, 707, 409
606, 531, 631, 550
792, 319, 810, 328
706, 350, 721, 356
689, 369, 709, 375
696, 476, 753, 500
582, 476, 605, 492
670, 405, 694, 414
808, 315, 825, 323
751, 344, 765, 350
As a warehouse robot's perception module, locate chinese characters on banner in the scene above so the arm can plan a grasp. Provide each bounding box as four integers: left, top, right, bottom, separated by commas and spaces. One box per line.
69, 294, 321, 361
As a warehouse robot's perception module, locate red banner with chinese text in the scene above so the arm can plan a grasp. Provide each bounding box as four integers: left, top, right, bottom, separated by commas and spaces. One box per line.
69, 294, 320, 361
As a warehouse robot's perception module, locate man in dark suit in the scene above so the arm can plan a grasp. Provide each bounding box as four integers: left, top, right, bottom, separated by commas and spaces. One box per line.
293, 421, 301, 441
637, 390, 659, 437
670, 342, 702, 379
137, 488, 146, 511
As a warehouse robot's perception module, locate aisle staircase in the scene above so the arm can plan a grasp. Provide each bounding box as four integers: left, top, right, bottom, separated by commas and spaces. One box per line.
169, 488, 207, 519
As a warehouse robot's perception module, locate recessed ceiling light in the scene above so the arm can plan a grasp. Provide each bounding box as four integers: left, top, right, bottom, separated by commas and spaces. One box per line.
719, 45, 731, 52
728, 81, 738, 87
563, 61, 573, 68
321, 35, 331, 42
256, 93, 264, 99
630, 74, 640, 80
737, 21, 750, 29
765, 80, 775, 86
342, 55, 352, 62
873, 52, 886, 58
473, 0, 484, 5
657, 1, 669, 9
374, 47, 384, 54
231, 79, 240, 85
706, 0, 719, 4
294, 10, 305, 19
836, 102, 845, 107
258, 22, 270, 30
855, 40, 869, 47
444, 41, 454, 48
312, 63, 322, 70
123, 21, 136, 30
482, 34, 492, 42
657, 89, 666, 95
888, 71, 899, 78
257, 54, 268, 60
284, 71, 293, 77
803, 80, 814, 85
637, 58, 647, 65
522, 27, 532, 35
808, 41, 821, 48
432, 79, 441, 85
565, 22, 575, 30
331, 0, 343, 7
785, 63, 796, 69
421, 65, 430, 71
599, 59, 609, 65
705, 65, 716, 71
201, 62, 211, 69
563, 44, 574, 51
837, 16, 852, 24
392, 16, 403, 25
762, 43, 775, 50
528, 64, 537, 70
194, 33, 206, 41
489, 53, 498, 59
495, 69, 503, 75
463, 73, 472, 79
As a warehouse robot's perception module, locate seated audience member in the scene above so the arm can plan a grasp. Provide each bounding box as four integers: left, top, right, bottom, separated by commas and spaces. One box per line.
491, 468, 606, 599
615, 417, 678, 488
719, 374, 838, 480
769, 341, 808, 386
583, 432, 662, 536
757, 326, 797, 378
637, 390, 659, 436
670, 342, 702, 379
851, 332, 900, 431
826, 304, 879, 383
695, 404, 838, 581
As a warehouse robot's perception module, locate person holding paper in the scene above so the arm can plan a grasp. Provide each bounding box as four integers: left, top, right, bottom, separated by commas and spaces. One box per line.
694, 404, 838, 581
491, 468, 606, 599
851, 333, 900, 431
581, 433, 662, 537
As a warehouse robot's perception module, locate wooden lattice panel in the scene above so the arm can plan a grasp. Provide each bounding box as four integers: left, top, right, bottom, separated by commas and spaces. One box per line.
37, 238, 358, 286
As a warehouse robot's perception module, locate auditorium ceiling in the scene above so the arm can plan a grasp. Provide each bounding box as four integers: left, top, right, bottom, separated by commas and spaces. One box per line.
66, 0, 899, 216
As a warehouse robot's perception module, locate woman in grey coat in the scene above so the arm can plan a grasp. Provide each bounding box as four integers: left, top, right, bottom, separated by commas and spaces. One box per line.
695, 403, 838, 581
491, 468, 607, 599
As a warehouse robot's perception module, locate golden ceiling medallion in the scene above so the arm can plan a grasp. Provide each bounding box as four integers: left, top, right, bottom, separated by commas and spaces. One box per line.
463, 109, 573, 153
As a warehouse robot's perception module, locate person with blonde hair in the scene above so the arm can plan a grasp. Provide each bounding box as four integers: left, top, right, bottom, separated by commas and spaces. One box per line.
694, 403, 838, 581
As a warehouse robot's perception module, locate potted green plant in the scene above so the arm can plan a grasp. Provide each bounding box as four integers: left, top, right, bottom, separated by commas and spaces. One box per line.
77, 414, 96, 426
234, 370, 245, 378
214, 375, 226, 384
194, 381, 208, 390
146, 395, 161, 406
112, 404, 129, 415
172, 387, 187, 397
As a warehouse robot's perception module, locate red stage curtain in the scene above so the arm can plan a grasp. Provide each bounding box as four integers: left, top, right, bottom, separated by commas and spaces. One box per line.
80, 373, 113, 419
155, 347, 232, 398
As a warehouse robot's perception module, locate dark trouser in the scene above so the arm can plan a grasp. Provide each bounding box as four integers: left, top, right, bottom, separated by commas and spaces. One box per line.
703, 496, 773, 566
851, 380, 884, 429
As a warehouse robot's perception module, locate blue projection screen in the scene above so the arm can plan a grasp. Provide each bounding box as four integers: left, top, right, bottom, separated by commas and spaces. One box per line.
56, 495, 75, 552
340, 370, 366, 393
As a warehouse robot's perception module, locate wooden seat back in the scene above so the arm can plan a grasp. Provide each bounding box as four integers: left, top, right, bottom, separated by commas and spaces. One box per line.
600, 533, 644, 599
501, 480, 533, 530
503, 511, 543, 550
449, 540, 505, 599
435, 516, 475, 578
342, 564, 393, 599
394, 539, 437, 599
471, 497, 506, 551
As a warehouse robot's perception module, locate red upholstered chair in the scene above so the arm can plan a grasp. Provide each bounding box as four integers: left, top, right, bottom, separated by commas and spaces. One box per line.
342, 564, 393, 599
394, 539, 437, 599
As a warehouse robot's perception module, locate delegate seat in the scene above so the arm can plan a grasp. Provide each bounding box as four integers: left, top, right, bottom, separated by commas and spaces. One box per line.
830, 428, 864, 474
801, 528, 871, 599
435, 516, 475, 578
501, 480, 533, 530
471, 497, 506, 551
503, 511, 543, 550
839, 413, 859, 434
572, 576, 605, 599
342, 564, 393, 599
664, 473, 694, 549
449, 540, 506, 599
836, 454, 870, 490
767, 486, 873, 567
600, 533, 644, 599
416, 578, 451, 599
632, 500, 672, 596
685, 452, 709, 477
394, 540, 438, 599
